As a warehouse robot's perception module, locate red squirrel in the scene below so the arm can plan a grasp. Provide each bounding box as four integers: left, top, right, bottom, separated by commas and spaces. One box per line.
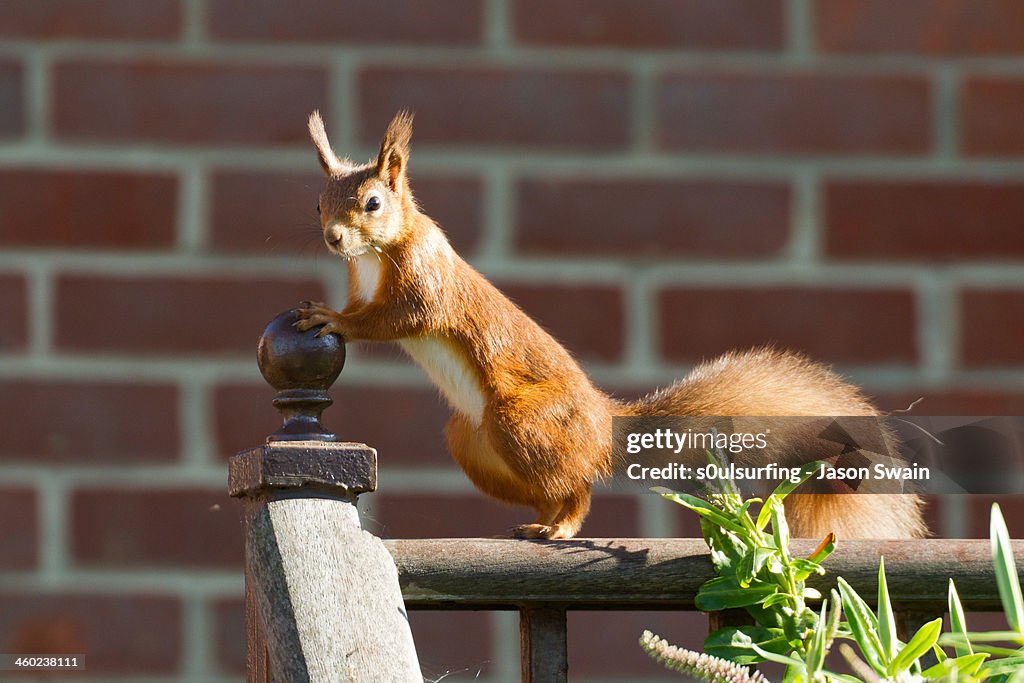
296, 111, 926, 541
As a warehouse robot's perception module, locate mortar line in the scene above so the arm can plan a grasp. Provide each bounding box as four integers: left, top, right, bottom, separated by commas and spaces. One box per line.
181, 592, 214, 677
11, 144, 1024, 178
788, 167, 821, 264
177, 162, 207, 252
22, 47, 50, 144
638, 492, 676, 538
181, 0, 207, 46
785, 0, 814, 60
26, 262, 53, 358
36, 475, 68, 583
630, 56, 658, 155
476, 164, 513, 259
483, 0, 511, 53
180, 378, 215, 467
917, 270, 957, 383
329, 53, 356, 153
21, 39, 1024, 71
933, 65, 960, 162
491, 610, 521, 683
624, 270, 657, 373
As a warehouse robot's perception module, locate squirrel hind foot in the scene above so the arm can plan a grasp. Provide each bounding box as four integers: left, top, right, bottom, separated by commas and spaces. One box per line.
513, 523, 577, 540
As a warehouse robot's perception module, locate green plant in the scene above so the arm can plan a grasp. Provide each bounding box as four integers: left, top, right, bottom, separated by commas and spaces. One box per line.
640, 446, 1023, 683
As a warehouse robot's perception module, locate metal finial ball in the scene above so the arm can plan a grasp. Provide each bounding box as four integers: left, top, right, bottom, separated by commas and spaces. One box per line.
257, 309, 345, 392
257, 308, 346, 442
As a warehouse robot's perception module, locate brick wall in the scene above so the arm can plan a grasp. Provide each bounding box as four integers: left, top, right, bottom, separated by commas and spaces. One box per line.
1, 1, 1023, 680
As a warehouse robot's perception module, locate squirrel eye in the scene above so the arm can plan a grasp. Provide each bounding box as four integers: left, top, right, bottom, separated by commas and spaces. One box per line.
365, 196, 381, 212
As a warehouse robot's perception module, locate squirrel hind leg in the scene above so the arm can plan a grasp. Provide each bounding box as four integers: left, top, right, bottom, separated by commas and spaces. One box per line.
514, 488, 591, 540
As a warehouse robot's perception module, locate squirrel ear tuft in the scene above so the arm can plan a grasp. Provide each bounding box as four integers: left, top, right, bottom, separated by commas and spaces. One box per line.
376, 110, 413, 193
308, 110, 346, 176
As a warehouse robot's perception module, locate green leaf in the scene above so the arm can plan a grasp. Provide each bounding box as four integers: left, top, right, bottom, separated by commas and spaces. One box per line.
948, 579, 973, 657
704, 626, 790, 665
750, 641, 802, 667
878, 556, 898, 661
921, 653, 988, 678
762, 593, 792, 609
981, 656, 1024, 677
770, 501, 791, 563
792, 558, 826, 582
991, 503, 1024, 635
696, 576, 778, 611
660, 491, 750, 537
887, 617, 942, 676
736, 549, 756, 587
755, 497, 777, 533
768, 461, 822, 501
801, 587, 822, 600
805, 599, 829, 673
836, 576, 885, 675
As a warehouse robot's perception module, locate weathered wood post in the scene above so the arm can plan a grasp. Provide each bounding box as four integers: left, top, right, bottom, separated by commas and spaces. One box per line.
229, 309, 420, 682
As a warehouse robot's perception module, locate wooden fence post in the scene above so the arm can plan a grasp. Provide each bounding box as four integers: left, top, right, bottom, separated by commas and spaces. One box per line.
229, 310, 420, 682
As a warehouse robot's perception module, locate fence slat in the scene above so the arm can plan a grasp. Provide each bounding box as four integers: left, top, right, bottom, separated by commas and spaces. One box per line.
520, 606, 568, 683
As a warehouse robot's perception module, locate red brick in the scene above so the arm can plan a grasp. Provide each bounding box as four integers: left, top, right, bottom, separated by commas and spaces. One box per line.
570, 611, 707, 677
870, 389, 1024, 416
0, 380, 179, 463
358, 66, 630, 150
55, 275, 325, 355
825, 180, 1024, 261
213, 598, 245, 673
372, 492, 638, 538
657, 286, 917, 364
214, 383, 451, 465
816, 0, 1024, 55
54, 60, 327, 145
514, 0, 782, 49
209, 0, 481, 44
0, 274, 27, 352
0, 594, 180, 673
515, 177, 790, 259
962, 77, 1024, 156
0, 488, 36, 570
967, 495, 1024, 538
0, 169, 177, 249
0, 60, 22, 138
0, 0, 180, 39
409, 612, 494, 680
961, 289, 1024, 366
210, 170, 482, 255
72, 488, 241, 568
656, 71, 930, 155
498, 282, 625, 362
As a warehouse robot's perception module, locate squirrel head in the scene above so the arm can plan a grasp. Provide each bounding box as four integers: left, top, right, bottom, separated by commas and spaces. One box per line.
308, 110, 414, 258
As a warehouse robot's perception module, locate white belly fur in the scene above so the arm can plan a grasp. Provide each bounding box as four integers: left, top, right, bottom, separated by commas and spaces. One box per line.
352, 252, 382, 302
352, 254, 486, 425
400, 336, 486, 426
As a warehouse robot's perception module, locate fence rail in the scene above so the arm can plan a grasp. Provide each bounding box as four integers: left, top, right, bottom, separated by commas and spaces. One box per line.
386, 537, 1016, 610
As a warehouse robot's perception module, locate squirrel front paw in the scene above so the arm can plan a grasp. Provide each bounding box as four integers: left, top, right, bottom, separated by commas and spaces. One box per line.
294, 301, 346, 338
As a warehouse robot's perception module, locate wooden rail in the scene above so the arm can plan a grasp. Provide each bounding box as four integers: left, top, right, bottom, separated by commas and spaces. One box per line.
384, 538, 1023, 682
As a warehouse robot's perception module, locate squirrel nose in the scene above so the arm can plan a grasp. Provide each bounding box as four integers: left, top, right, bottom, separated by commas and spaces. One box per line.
325, 223, 344, 244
